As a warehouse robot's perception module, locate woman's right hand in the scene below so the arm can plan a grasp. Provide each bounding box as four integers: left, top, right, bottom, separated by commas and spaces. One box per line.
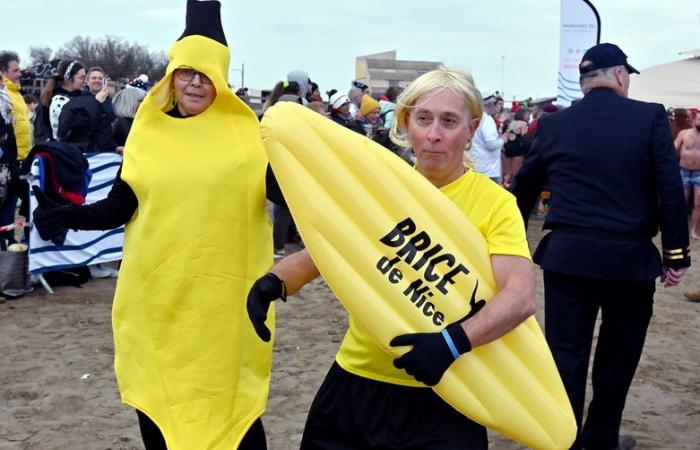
32, 186, 71, 245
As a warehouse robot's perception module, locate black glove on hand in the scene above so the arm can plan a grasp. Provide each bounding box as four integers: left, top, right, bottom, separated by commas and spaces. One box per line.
32, 186, 72, 246
390, 321, 472, 386
246, 273, 287, 342
390, 280, 485, 386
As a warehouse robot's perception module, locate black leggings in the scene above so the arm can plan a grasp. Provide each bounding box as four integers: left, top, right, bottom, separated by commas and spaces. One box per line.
136, 410, 267, 450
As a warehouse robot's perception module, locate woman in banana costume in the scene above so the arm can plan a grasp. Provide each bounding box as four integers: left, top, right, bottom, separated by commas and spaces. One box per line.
33, 1, 279, 449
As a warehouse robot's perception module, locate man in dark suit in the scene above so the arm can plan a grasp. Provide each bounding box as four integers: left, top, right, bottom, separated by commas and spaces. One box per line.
513, 43, 690, 450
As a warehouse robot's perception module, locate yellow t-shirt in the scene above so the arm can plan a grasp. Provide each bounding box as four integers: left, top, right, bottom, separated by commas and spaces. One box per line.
335, 169, 531, 386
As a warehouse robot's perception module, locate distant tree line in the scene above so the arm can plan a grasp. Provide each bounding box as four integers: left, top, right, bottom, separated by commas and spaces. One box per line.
28, 35, 168, 81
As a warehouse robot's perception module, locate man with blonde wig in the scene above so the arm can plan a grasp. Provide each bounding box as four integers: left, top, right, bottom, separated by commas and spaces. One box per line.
246, 67, 535, 449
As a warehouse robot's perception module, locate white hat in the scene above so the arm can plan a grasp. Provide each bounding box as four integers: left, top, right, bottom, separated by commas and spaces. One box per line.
330, 92, 351, 110
480, 89, 495, 103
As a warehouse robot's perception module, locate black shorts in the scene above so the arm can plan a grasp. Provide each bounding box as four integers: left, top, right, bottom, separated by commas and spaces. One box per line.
300, 362, 487, 450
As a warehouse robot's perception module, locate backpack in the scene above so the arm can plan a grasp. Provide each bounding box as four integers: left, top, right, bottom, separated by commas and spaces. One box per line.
380, 107, 394, 124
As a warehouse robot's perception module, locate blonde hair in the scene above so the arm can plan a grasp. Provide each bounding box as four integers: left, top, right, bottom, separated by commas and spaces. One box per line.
390, 67, 483, 153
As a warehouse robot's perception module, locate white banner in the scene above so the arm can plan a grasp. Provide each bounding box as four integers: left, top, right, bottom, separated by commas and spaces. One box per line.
558, 0, 600, 105
29, 152, 124, 274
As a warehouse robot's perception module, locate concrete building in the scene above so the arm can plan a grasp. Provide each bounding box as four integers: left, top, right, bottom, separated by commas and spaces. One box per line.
355, 50, 443, 97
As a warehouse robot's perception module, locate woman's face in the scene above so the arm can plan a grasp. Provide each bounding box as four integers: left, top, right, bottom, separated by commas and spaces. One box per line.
407, 89, 479, 186
66, 68, 86, 92
336, 103, 350, 116
172, 67, 217, 116
365, 108, 381, 124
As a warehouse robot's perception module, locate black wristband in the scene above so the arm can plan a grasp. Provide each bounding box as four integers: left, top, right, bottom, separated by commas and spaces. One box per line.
446, 321, 472, 355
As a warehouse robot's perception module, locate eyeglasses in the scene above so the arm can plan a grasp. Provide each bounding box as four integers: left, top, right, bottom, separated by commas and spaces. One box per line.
174, 66, 213, 85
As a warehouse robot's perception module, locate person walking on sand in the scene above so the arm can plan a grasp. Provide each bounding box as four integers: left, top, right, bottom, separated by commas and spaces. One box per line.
675, 113, 700, 239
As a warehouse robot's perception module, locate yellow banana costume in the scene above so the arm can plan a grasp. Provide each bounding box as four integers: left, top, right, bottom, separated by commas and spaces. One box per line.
115, 2, 273, 448
261, 102, 577, 450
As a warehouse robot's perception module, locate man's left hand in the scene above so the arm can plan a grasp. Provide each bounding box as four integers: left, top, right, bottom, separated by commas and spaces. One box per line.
390, 322, 472, 386
661, 266, 687, 287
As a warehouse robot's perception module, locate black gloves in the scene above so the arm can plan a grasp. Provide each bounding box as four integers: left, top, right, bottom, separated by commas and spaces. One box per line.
32, 186, 73, 246
246, 273, 287, 342
390, 281, 486, 386
390, 321, 472, 386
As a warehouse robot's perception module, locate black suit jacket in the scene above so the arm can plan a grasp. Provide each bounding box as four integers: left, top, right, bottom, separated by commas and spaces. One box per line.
513, 88, 689, 281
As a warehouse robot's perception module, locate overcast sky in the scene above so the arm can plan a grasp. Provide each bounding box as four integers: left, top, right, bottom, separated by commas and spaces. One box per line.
3, 1, 698, 99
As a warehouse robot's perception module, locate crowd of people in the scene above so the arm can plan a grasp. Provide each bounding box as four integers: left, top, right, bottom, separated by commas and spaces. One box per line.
0, 1, 698, 448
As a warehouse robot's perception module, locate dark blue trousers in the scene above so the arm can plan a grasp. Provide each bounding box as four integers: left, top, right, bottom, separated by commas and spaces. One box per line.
543, 270, 654, 450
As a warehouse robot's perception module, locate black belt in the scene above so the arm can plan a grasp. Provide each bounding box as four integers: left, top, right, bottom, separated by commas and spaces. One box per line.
548, 224, 648, 242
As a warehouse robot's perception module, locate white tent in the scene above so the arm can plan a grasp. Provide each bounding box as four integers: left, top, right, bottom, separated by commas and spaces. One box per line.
629, 56, 700, 109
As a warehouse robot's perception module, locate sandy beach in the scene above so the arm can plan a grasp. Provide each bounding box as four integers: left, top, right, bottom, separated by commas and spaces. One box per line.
1, 219, 699, 449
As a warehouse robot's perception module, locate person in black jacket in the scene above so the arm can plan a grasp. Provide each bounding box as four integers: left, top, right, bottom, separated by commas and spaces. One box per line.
57, 94, 120, 152
83, 66, 115, 124
0, 75, 18, 244
512, 43, 690, 450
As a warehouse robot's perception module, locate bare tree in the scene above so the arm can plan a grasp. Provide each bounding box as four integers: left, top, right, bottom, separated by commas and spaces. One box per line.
28, 46, 54, 66
53, 35, 167, 81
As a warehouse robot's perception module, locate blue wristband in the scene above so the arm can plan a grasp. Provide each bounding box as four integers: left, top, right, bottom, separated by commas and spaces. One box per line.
441, 328, 460, 360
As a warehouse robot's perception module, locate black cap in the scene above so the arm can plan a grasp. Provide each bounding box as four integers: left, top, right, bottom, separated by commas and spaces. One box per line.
177, 0, 227, 47
579, 43, 639, 75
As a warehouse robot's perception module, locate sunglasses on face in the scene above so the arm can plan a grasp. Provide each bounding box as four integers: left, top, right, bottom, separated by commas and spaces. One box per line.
174, 66, 213, 85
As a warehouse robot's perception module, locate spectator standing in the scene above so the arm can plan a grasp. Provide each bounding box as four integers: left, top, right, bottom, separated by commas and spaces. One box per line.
84, 66, 115, 123
328, 92, 364, 135
513, 43, 689, 450
470, 92, 504, 183
112, 86, 146, 148
674, 113, 700, 239
261, 80, 304, 256
670, 108, 691, 140
379, 86, 401, 130
0, 51, 32, 161
502, 108, 530, 185
306, 81, 323, 103
348, 86, 363, 119
287, 70, 312, 105
0, 73, 18, 244
40, 60, 86, 140
23, 95, 38, 129
356, 94, 382, 138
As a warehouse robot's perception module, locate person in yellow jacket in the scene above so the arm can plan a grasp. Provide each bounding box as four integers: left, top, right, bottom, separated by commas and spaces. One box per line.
0, 51, 32, 160
31, 1, 282, 449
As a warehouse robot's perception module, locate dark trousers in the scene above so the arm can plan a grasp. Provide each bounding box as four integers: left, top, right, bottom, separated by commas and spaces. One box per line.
301, 363, 487, 450
0, 192, 17, 246
136, 410, 266, 450
272, 205, 292, 250
543, 270, 654, 450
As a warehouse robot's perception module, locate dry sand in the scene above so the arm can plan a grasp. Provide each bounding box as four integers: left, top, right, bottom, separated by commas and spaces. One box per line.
1, 220, 699, 449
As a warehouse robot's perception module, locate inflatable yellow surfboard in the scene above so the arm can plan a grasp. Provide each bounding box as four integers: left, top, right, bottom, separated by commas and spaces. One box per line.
261, 102, 576, 450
